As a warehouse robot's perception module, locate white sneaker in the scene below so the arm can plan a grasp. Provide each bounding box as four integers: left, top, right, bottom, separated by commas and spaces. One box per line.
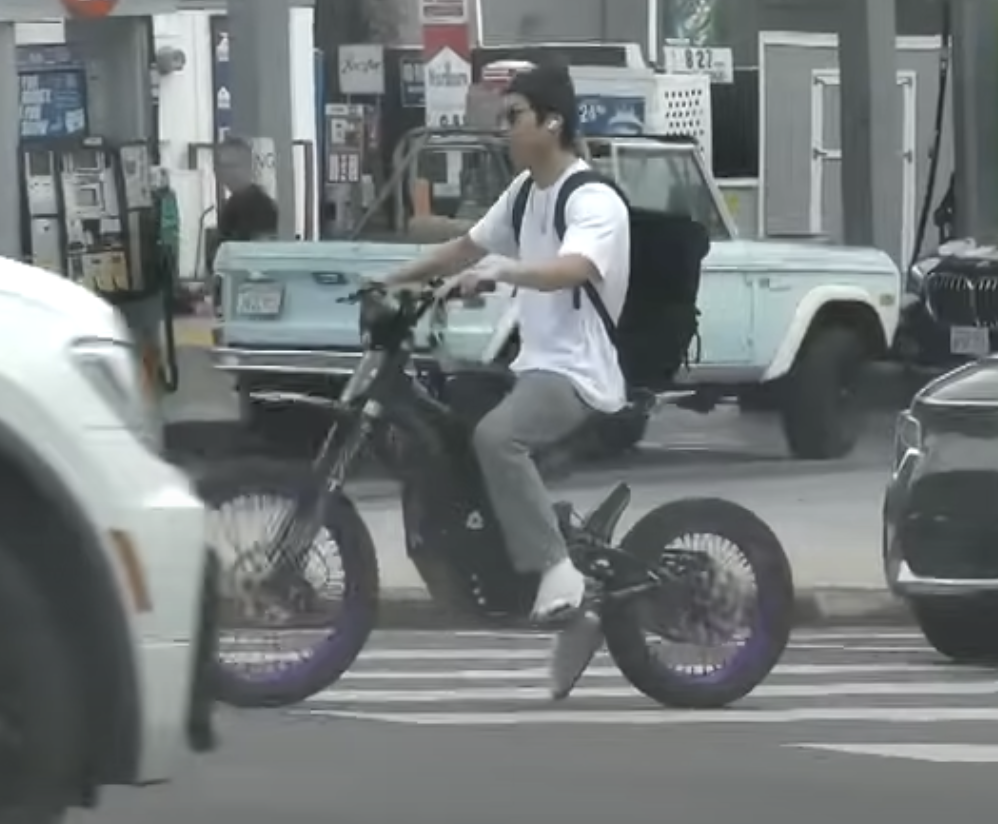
531, 557, 586, 622
549, 611, 603, 700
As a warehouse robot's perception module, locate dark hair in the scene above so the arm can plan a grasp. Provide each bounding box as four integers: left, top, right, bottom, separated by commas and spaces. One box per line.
506, 58, 578, 147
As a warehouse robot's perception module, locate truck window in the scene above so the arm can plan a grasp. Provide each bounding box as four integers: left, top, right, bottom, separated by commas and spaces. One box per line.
612, 146, 731, 240
413, 146, 509, 221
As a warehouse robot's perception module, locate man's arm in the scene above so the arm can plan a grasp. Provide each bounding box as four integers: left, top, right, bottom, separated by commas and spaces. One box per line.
383, 234, 487, 287
497, 184, 627, 292
384, 176, 522, 287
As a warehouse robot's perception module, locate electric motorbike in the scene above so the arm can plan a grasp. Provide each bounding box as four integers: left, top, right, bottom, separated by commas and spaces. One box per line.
203, 283, 795, 709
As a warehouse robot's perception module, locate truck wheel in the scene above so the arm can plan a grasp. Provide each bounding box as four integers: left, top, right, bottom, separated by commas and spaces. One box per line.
779, 325, 866, 460
0, 548, 82, 824
910, 597, 998, 663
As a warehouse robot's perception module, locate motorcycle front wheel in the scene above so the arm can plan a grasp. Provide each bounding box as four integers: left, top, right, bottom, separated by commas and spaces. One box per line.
198, 457, 380, 708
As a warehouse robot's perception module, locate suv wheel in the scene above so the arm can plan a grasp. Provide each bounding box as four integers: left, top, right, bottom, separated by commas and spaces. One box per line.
0, 547, 83, 824
910, 597, 998, 662
779, 325, 867, 459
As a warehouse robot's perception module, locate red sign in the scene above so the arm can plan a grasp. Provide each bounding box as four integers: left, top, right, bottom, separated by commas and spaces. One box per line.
60, 0, 119, 17
420, 0, 470, 61
420, 0, 472, 127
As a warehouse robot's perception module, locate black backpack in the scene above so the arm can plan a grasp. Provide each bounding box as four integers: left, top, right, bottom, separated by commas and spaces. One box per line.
510, 170, 709, 392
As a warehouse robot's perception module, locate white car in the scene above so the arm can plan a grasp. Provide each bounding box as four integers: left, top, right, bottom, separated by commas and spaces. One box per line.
0, 257, 217, 823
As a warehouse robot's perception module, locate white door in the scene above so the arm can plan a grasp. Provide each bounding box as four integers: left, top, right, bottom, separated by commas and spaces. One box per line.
809, 69, 916, 263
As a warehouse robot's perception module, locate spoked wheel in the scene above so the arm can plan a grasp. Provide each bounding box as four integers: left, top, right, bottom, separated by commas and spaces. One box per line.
601, 498, 794, 708
0, 548, 82, 824
199, 458, 380, 708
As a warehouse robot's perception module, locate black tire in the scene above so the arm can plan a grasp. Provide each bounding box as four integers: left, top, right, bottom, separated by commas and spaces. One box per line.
602, 497, 795, 708
779, 325, 867, 460
0, 548, 83, 824
909, 597, 998, 663
198, 458, 380, 707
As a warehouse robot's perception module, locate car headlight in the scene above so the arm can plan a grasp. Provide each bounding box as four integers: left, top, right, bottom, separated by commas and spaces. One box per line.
892, 410, 923, 470
69, 337, 160, 450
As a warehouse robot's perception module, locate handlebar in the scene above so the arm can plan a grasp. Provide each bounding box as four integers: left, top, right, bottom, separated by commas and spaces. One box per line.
335, 277, 497, 312
332, 275, 499, 362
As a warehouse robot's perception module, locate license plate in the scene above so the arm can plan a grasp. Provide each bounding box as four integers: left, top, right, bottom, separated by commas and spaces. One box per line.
950, 325, 990, 357
236, 284, 284, 317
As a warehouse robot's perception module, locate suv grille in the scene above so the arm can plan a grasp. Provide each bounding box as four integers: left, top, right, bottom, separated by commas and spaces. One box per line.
925, 268, 998, 328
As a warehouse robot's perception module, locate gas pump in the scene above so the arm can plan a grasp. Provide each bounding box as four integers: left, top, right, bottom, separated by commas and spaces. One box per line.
18, 136, 178, 411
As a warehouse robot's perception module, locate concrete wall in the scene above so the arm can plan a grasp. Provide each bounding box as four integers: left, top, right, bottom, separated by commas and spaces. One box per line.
726, 0, 945, 64
760, 37, 951, 263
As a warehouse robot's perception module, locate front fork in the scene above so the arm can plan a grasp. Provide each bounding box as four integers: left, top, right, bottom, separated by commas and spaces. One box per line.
265, 401, 381, 580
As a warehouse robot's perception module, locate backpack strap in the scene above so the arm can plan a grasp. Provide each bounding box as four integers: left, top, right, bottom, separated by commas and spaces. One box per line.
551, 170, 629, 333
509, 176, 535, 299
511, 175, 534, 246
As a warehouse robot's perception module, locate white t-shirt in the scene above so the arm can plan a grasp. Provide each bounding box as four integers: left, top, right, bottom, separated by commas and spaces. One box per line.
468, 159, 630, 413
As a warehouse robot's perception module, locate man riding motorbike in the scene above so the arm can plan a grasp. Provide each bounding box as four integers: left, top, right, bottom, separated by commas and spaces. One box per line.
378, 61, 631, 697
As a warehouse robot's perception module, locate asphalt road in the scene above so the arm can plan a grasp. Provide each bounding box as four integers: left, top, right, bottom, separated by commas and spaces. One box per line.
80, 628, 998, 824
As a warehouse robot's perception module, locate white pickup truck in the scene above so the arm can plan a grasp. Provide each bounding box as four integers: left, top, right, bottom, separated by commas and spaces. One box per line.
0, 257, 217, 823
212, 132, 902, 460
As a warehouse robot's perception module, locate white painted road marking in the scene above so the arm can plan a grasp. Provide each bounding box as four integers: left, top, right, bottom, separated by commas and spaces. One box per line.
790, 743, 998, 763
306, 679, 998, 705
271, 626, 998, 763
221, 643, 930, 665
335, 663, 981, 681
296, 707, 998, 726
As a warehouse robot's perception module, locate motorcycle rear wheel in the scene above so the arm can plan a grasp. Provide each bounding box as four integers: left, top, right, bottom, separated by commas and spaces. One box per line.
601, 497, 794, 709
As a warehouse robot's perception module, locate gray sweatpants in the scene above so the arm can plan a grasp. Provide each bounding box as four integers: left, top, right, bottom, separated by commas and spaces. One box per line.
472, 370, 594, 574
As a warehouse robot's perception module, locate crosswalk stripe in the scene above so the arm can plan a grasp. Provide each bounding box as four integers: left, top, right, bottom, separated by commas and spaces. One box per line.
789, 743, 998, 762
335, 663, 984, 681
296, 707, 998, 726
782, 644, 924, 652
780, 632, 924, 642
220, 642, 932, 665
259, 628, 998, 749
306, 679, 998, 705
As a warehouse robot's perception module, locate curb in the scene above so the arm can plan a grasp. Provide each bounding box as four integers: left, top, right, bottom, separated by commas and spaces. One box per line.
367, 586, 913, 631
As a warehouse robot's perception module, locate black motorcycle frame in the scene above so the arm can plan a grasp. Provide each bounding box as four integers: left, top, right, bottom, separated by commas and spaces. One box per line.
272, 287, 663, 623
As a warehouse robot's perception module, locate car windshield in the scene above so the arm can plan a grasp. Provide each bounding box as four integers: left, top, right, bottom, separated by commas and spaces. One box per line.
591, 144, 730, 240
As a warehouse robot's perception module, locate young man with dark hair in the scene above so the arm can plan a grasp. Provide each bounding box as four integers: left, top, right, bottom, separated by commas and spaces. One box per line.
380, 61, 630, 695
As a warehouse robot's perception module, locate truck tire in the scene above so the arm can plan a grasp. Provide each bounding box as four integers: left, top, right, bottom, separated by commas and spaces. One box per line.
779, 325, 866, 460
0, 548, 83, 824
